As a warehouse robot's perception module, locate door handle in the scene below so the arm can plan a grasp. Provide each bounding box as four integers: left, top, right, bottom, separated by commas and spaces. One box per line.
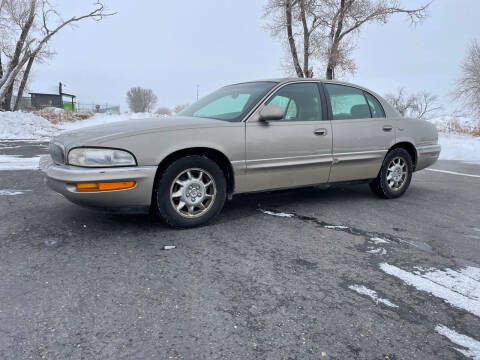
382, 125, 393, 132
314, 128, 328, 136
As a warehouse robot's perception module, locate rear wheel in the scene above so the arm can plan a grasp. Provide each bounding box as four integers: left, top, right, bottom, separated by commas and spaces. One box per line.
155, 156, 227, 228
369, 148, 413, 199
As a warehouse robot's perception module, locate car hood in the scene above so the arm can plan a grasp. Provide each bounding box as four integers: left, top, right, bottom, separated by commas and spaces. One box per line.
53, 116, 230, 148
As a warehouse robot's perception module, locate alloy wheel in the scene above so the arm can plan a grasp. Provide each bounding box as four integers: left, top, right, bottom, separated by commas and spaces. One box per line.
386, 157, 408, 191
169, 168, 216, 218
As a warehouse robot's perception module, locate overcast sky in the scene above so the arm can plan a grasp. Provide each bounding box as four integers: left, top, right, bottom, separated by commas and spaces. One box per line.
30, 0, 480, 113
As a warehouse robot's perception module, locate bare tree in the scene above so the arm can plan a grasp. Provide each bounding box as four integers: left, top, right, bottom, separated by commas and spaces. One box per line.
1, 0, 36, 110
385, 87, 441, 119
13, 46, 54, 110
156, 106, 171, 116
412, 91, 441, 119
385, 87, 415, 116
173, 104, 189, 114
264, 0, 430, 80
126, 87, 158, 113
453, 40, 480, 125
0, 0, 114, 110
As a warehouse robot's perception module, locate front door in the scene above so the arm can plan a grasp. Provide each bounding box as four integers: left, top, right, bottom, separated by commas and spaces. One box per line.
323, 83, 396, 182
244, 82, 332, 192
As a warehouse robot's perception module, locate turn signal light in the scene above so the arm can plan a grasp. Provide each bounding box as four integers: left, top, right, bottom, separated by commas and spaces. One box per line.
76, 181, 136, 192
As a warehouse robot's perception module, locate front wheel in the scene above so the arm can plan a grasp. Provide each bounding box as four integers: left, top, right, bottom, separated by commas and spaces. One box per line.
369, 148, 413, 199
155, 156, 227, 228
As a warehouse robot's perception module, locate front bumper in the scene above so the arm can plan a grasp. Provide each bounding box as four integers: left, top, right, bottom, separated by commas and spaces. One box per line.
39, 155, 157, 207
416, 144, 441, 171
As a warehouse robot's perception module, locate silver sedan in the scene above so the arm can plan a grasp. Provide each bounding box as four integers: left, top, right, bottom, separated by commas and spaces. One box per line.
41, 79, 441, 227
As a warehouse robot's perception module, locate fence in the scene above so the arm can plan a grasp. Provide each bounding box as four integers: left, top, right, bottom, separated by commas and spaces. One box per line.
76, 103, 120, 114
10, 96, 120, 114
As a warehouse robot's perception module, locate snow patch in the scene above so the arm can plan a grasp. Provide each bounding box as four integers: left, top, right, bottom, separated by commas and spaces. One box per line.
0, 155, 40, 170
370, 237, 390, 244
348, 284, 398, 308
324, 225, 349, 229
435, 324, 480, 359
438, 134, 480, 161
0, 111, 60, 140
367, 247, 387, 255
260, 210, 295, 218
380, 263, 480, 317
0, 111, 159, 140
0, 189, 29, 195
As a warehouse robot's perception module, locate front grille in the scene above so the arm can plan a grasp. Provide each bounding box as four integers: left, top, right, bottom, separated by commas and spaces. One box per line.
48, 142, 65, 165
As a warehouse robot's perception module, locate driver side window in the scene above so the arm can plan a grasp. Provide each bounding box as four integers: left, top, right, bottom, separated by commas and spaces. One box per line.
266, 83, 321, 121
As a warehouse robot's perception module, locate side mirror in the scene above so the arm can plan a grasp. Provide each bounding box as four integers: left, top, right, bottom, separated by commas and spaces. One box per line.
259, 105, 284, 122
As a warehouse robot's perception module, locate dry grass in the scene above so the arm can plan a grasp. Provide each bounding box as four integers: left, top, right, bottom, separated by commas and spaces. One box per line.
430, 116, 480, 136
32, 108, 95, 124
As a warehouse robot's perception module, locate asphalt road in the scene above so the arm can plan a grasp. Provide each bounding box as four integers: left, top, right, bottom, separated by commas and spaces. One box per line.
1, 141, 479, 360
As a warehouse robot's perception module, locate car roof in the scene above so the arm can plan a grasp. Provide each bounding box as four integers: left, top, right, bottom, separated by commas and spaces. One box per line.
231, 77, 371, 89
228, 78, 400, 118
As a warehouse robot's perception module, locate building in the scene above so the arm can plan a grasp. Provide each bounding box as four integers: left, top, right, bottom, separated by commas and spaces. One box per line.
29, 82, 76, 110
29, 92, 63, 109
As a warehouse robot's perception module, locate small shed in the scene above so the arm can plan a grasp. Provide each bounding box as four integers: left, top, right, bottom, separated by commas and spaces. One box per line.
29, 83, 76, 110
29, 92, 63, 109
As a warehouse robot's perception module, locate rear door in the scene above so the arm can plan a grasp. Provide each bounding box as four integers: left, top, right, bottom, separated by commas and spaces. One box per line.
323, 83, 395, 182
244, 82, 332, 192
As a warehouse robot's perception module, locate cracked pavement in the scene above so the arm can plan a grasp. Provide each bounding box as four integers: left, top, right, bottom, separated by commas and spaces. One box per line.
0, 141, 479, 359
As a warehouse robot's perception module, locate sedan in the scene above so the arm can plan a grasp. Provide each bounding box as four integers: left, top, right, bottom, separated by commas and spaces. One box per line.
41, 79, 441, 227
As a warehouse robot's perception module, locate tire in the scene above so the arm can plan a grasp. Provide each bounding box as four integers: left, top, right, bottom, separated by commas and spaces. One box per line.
369, 148, 413, 199
154, 155, 227, 228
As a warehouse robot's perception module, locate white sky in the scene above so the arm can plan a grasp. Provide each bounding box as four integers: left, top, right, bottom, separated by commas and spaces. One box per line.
30, 0, 480, 113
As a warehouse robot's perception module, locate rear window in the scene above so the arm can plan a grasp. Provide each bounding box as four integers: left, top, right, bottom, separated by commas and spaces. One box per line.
325, 84, 371, 120
364, 92, 386, 118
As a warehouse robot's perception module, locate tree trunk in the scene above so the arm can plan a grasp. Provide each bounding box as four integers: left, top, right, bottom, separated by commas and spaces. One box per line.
285, 0, 304, 78
14, 54, 35, 111
3, 0, 36, 110
325, 0, 345, 81
326, 65, 334, 80
3, 82, 15, 111
0, 53, 4, 110
299, 1, 311, 77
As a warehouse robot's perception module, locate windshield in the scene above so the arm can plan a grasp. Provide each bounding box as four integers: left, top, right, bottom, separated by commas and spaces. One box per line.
179, 81, 277, 122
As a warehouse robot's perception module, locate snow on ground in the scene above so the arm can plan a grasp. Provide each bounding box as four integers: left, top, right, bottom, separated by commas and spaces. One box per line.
0, 189, 30, 195
348, 284, 398, 308
0, 111, 61, 140
0, 155, 41, 170
260, 209, 295, 218
435, 325, 480, 359
0, 111, 159, 140
366, 247, 387, 255
438, 134, 480, 161
369, 237, 390, 245
380, 263, 480, 318
427, 116, 480, 161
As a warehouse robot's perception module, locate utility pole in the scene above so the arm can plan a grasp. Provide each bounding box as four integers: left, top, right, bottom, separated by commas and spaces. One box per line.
196, 85, 199, 101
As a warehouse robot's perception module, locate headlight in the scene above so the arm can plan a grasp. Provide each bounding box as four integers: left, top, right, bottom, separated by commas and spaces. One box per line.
68, 148, 136, 167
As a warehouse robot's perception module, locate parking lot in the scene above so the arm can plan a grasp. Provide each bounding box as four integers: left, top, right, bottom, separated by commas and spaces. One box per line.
1, 141, 479, 359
